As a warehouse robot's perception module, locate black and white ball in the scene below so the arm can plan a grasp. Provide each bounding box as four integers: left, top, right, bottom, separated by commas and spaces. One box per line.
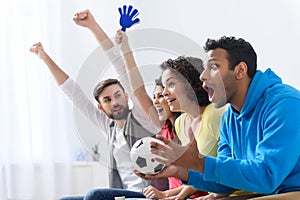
130, 137, 165, 175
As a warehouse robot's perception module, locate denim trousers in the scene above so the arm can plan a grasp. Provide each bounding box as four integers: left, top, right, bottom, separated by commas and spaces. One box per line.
59, 188, 145, 200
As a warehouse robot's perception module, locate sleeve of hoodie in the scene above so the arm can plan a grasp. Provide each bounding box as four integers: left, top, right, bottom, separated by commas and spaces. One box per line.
202, 97, 300, 194
105, 46, 160, 134
185, 170, 235, 194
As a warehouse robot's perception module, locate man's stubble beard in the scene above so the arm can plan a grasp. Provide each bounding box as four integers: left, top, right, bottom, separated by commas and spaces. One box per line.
107, 105, 130, 120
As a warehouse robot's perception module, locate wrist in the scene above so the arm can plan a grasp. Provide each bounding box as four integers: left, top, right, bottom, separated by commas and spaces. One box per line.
40, 53, 50, 61
162, 191, 169, 198
196, 154, 205, 173
89, 22, 101, 32
121, 43, 131, 53
176, 166, 189, 182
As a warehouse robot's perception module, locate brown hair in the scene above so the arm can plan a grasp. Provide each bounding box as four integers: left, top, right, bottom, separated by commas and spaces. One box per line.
93, 78, 125, 103
160, 56, 210, 106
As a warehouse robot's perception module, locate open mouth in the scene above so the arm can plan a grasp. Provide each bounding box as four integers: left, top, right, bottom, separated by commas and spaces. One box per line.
203, 85, 214, 102
166, 98, 176, 106
156, 107, 164, 114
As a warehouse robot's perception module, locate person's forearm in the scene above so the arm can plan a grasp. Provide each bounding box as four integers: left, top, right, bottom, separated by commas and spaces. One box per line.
196, 156, 205, 173
176, 167, 190, 182
89, 23, 114, 51
122, 49, 161, 128
41, 54, 69, 85
178, 186, 198, 198
163, 186, 185, 198
123, 50, 145, 94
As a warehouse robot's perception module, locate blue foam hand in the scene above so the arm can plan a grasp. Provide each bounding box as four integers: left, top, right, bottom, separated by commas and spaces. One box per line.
118, 5, 140, 32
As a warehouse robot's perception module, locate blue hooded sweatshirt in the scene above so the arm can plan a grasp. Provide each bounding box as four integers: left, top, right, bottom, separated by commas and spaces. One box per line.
186, 69, 300, 194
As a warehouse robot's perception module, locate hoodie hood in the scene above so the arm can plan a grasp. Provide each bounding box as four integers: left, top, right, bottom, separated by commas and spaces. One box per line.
236, 68, 282, 117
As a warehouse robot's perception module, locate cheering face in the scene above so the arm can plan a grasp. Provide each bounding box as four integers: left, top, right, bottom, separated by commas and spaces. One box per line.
153, 85, 172, 122
97, 84, 129, 120
161, 69, 191, 113
200, 48, 235, 108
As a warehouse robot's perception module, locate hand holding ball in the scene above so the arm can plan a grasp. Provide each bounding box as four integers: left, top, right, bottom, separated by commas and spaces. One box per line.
130, 137, 165, 175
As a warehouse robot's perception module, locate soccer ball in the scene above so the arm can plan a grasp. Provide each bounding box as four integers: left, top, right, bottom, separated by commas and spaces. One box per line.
130, 137, 165, 175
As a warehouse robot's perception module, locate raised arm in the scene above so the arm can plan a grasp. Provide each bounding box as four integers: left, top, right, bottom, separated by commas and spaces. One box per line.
73, 9, 132, 108
29, 42, 68, 85
115, 30, 161, 128
73, 9, 113, 51
73, 9, 160, 133
29, 42, 109, 132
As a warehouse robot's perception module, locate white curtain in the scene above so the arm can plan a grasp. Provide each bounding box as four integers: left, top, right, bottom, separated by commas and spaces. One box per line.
0, 0, 76, 199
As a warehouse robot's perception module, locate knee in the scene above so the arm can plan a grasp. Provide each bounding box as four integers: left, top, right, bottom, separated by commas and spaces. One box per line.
84, 189, 107, 200
84, 190, 98, 200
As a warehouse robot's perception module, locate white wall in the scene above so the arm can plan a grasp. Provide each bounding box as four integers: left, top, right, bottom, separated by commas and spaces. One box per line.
54, 0, 300, 161
60, 0, 300, 87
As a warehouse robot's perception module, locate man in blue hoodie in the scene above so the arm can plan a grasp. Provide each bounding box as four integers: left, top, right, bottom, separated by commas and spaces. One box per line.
141, 36, 300, 199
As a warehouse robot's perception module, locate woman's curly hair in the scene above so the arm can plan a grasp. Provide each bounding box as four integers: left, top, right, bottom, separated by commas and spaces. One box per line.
160, 56, 210, 106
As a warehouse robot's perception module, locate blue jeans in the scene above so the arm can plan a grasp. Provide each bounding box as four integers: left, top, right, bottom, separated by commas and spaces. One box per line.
59, 188, 145, 200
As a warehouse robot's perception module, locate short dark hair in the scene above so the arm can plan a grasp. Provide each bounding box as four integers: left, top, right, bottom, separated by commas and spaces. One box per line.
93, 78, 125, 103
160, 56, 210, 106
204, 36, 257, 78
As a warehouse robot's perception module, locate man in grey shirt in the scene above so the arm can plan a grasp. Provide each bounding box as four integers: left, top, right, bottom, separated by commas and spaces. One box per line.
29, 9, 167, 200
